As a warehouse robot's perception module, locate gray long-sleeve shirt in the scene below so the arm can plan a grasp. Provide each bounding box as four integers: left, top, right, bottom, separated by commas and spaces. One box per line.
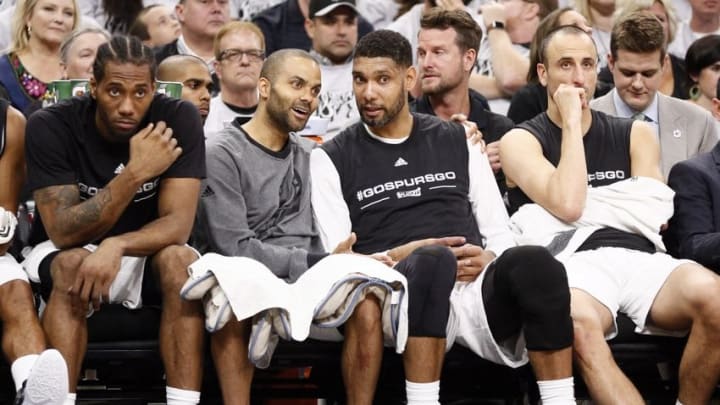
193, 124, 325, 282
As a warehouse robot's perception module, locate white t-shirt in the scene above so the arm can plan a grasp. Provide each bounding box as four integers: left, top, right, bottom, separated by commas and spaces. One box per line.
314, 61, 359, 140
668, 21, 720, 59
204, 93, 256, 141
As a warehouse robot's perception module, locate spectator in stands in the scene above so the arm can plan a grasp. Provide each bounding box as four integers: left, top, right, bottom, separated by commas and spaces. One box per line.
311, 29, 575, 405
204, 21, 262, 138
304, 0, 360, 140
252, 0, 373, 56
154, 0, 230, 71
668, 0, 720, 59
685, 35, 720, 116
414, 9, 512, 194
0, 0, 79, 115
237, 0, 284, 20
501, 23, 720, 405
473, 0, 556, 113
22, 36, 207, 405
590, 12, 717, 178
157, 54, 213, 124
596, 0, 692, 100
193, 48, 428, 405
507, 7, 592, 124
59, 27, 110, 79
128, 4, 181, 48
0, 100, 69, 405
574, 0, 615, 69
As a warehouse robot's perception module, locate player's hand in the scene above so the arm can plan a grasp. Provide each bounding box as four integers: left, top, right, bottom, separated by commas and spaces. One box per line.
450, 244, 496, 282
553, 84, 586, 126
387, 236, 466, 262
486, 140, 501, 173
71, 241, 123, 310
127, 121, 182, 181
480, 3, 507, 28
369, 253, 396, 267
452, 114, 486, 151
332, 232, 357, 254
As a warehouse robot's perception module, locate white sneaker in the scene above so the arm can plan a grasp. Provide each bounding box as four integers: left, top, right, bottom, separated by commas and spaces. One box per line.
17, 349, 68, 405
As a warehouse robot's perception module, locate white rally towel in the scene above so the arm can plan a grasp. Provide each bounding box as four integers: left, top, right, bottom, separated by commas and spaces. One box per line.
181, 253, 408, 368
510, 176, 674, 259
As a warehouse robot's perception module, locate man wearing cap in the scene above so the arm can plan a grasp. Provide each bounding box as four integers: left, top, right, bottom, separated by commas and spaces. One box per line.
304, 0, 361, 140
252, 0, 374, 57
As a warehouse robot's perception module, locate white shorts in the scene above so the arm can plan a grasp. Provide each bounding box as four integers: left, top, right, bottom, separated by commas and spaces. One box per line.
0, 253, 28, 286
561, 247, 691, 339
447, 257, 528, 368
23, 240, 199, 313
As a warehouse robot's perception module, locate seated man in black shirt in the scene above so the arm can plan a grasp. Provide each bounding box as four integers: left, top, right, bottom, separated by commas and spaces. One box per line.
312, 30, 575, 405
0, 101, 68, 404
411, 8, 512, 195
157, 54, 213, 124
500, 24, 720, 404
23, 36, 207, 405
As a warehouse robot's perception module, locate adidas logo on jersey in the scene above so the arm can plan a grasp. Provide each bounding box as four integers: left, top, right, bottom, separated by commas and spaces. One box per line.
114, 163, 125, 174
394, 157, 408, 167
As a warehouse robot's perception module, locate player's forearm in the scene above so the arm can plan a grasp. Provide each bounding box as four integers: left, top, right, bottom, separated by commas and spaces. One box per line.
487, 31, 529, 95
468, 73, 505, 100
37, 170, 145, 248
546, 123, 588, 222
101, 214, 193, 257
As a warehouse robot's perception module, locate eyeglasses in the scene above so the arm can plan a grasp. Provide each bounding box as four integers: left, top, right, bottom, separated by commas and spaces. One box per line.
218, 48, 265, 63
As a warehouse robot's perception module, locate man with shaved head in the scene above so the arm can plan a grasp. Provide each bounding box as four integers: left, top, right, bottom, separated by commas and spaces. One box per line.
157, 55, 213, 124
192, 48, 410, 404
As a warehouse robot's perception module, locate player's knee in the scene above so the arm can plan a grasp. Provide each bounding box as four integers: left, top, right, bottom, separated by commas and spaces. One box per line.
408, 245, 456, 293
682, 265, 720, 330
349, 294, 382, 332
49, 249, 86, 289
153, 245, 198, 293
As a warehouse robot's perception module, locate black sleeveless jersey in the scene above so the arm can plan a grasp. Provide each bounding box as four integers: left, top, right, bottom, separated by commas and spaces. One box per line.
321, 113, 484, 254
508, 110, 633, 213
508, 110, 654, 252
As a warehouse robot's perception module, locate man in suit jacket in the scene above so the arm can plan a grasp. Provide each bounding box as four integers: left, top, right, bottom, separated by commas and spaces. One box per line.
667, 141, 720, 273
589, 12, 718, 179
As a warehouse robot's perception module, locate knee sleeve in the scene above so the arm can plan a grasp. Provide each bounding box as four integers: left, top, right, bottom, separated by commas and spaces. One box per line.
493, 246, 573, 351
396, 245, 456, 337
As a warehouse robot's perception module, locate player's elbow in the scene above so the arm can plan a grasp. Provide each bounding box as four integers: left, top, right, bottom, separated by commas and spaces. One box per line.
496, 74, 526, 95
553, 202, 584, 223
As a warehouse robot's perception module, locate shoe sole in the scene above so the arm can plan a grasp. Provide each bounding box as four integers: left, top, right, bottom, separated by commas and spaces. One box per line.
23, 349, 68, 405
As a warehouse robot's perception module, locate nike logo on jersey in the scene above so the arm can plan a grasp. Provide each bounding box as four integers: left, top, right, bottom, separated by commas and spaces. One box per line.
394, 157, 408, 167
114, 163, 125, 174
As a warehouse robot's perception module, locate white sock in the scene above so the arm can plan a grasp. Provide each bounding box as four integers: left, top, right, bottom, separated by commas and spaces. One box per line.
63, 392, 76, 405
406, 380, 440, 405
537, 377, 575, 405
10, 354, 39, 391
166, 386, 201, 405
676, 400, 684, 405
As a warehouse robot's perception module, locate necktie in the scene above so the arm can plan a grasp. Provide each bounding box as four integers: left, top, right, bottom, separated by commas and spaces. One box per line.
631, 112, 651, 122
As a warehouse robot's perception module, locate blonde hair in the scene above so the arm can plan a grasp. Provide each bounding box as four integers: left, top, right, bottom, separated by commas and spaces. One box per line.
10, 0, 80, 53
213, 21, 265, 60
614, 0, 678, 43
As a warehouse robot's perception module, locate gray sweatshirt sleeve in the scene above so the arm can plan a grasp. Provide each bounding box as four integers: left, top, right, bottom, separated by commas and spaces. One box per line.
194, 141, 310, 281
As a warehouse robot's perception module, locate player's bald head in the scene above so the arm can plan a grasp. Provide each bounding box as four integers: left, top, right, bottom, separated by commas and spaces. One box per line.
259, 49, 318, 83
157, 54, 209, 81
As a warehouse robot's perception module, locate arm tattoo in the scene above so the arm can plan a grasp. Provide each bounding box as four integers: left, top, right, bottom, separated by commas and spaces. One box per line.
70, 190, 111, 227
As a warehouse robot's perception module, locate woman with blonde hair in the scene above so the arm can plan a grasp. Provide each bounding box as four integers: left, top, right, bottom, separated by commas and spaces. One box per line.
0, 0, 78, 114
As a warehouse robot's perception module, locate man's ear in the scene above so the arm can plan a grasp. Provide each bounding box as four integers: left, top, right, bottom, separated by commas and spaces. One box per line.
258, 77, 271, 99
406, 65, 417, 91
304, 18, 315, 40
537, 63, 547, 86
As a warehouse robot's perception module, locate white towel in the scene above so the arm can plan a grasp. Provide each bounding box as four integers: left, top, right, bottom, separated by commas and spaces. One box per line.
181, 253, 409, 368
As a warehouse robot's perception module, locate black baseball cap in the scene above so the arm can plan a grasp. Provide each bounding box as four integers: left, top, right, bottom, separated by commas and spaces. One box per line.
308, 0, 358, 19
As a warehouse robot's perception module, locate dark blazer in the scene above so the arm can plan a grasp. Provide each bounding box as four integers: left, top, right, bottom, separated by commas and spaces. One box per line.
667, 142, 720, 273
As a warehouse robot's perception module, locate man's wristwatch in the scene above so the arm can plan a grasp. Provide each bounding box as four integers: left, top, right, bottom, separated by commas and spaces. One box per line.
488, 21, 506, 31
